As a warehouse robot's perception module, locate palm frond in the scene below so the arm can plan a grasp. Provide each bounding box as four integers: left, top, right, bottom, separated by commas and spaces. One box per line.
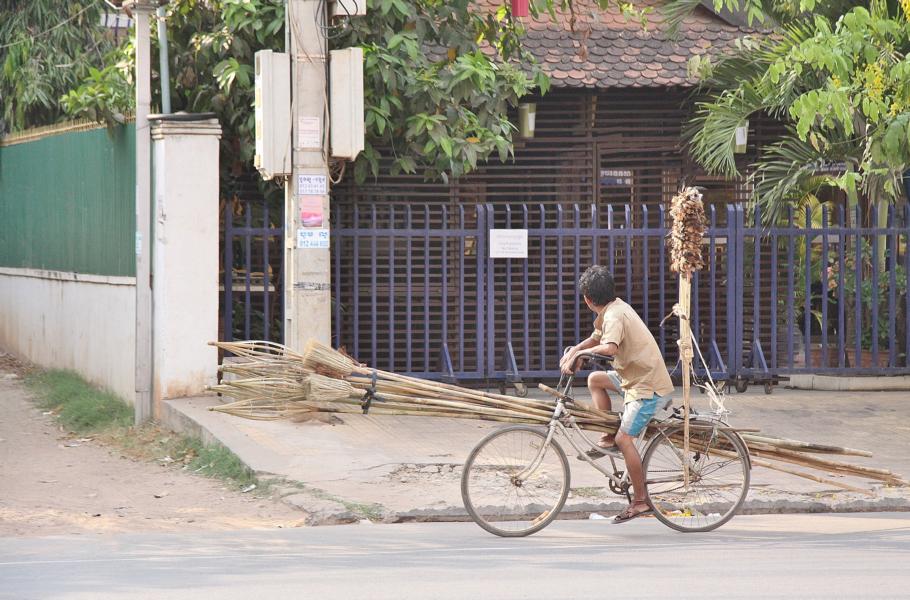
686, 82, 770, 178
660, 0, 704, 37
750, 133, 838, 225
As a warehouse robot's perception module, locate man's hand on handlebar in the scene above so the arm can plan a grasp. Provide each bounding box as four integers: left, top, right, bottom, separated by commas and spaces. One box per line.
560, 352, 583, 375
560, 347, 616, 375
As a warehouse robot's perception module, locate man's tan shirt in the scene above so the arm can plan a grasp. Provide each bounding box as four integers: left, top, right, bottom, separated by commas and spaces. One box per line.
592, 298, 674, 402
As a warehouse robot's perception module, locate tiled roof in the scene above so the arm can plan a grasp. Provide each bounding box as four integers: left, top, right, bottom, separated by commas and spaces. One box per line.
492, 0, 760, 88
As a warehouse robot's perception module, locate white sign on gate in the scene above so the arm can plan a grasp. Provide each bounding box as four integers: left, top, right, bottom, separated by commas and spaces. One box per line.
489, 229, 528, 259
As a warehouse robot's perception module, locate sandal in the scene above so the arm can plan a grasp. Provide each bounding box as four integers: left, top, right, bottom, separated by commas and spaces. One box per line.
612, 502, 653, 524
596, 435, 616, 449
584, 445, 621, 460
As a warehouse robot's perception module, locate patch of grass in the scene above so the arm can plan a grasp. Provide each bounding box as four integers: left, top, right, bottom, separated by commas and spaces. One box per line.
277, 481, 386, 520
25, 368, 260, 492
26, 370, 133, 434
182, 438, 258, 489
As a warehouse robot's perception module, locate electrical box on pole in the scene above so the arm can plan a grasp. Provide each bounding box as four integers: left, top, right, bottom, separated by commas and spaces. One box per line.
254, 49, 291, 180
330, 0, 367, 17
329, 47, 365, 160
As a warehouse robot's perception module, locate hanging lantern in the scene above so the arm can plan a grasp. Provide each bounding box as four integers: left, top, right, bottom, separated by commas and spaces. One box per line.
511, 0, 529, 18
518, 103, 536, 138
734, 121, 749, 154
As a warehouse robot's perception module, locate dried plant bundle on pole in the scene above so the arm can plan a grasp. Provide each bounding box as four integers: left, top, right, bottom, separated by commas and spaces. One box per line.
668, 187, 708, 274
668, 186, 708, 489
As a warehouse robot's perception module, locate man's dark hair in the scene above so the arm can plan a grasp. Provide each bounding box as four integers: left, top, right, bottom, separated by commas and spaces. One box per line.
578, 265, 616, 306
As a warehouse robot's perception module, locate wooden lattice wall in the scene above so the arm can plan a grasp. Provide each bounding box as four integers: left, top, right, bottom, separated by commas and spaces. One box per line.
332, 88, 782, 378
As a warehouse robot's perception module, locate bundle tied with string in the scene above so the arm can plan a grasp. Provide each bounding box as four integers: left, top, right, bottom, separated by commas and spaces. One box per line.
668, 187, 707, 274
204, 339, 909, 492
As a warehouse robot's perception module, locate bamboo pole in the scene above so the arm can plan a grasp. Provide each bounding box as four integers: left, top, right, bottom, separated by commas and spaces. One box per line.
746, 456, 876, 496
740, 434, 873, 457
679, 272, 693, 489
747, 443, 907, 485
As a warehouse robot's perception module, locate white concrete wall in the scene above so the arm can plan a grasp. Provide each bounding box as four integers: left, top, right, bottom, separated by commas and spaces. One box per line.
151, 119, 221, 406
0, 268, 136, 402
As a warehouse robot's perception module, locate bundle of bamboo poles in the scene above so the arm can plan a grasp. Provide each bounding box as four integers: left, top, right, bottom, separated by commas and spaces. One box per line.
208, 340, 907, 494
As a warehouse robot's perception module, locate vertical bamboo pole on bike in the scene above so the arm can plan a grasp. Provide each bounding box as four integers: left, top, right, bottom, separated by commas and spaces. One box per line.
678, 273, 693, 490
668, 187, 707, 493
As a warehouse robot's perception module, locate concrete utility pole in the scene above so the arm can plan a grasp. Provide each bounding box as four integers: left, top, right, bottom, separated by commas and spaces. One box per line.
286, 0, 332, 349
128, 0, 155, 424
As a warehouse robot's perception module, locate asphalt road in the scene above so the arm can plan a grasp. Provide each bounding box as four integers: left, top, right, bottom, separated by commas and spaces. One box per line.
1, 513, 909, 599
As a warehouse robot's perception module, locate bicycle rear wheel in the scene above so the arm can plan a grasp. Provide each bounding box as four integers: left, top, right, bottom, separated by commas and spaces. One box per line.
643, 423, 750, 533
461, 426, 570, 537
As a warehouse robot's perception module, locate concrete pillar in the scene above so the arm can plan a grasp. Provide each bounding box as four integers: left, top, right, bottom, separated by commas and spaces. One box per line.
151, 116, 222, 413
287, 0, 332, 350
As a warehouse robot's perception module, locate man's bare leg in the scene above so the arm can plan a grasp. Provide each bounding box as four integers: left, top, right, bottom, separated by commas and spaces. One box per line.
615, 430, 650, 515
587, 371, 621, 447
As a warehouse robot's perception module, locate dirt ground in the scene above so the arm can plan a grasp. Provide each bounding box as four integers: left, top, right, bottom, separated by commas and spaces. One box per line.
0, 353, 305, 537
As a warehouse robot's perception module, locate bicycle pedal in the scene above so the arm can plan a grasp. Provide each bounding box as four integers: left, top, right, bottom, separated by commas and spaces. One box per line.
579, 447, 621, 461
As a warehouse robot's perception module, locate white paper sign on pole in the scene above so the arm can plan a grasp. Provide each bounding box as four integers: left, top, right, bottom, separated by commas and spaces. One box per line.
298, 116, 321, 149
296, 228, 330, 249
297, 174, 327, 195
489, 229, 528, 258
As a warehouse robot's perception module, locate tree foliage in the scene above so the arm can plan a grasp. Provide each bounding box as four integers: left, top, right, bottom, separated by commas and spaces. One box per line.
57, 0, 649, 182
0, 0, 117, 134
60, 0, 555, 182
62, 0, 286, 182
334, 0, 550, 182
685, 1, 910, 219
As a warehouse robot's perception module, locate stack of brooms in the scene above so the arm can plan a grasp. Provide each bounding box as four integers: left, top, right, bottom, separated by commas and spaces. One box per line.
206, 186, 906, 495
207, 338, 907, 495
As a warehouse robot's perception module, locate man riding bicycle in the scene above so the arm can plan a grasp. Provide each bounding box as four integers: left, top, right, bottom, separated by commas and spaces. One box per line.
559, 265, 675, 523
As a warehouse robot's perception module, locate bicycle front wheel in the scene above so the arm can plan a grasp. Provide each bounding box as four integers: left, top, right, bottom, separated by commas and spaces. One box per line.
643, 423, 750, 533
461, 426, 570, 537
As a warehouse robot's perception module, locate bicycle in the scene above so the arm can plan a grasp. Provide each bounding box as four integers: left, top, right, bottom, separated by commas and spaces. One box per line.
460, 352, 751, 537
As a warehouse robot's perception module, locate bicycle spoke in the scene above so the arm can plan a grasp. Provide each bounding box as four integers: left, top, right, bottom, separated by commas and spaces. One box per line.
644, 425, 749, 532
462, 426, 569, 537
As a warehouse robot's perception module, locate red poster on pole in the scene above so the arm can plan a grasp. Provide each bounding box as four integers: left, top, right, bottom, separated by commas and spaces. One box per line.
299, 196, 324, 228
511, 0, 529, 17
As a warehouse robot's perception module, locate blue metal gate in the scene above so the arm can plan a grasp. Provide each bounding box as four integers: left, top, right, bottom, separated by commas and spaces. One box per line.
332, 201, 910, 384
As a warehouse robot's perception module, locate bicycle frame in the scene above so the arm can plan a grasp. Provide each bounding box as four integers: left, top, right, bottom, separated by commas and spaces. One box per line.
463, 353, 752, 536
515, 362, 735, 491
514, 369, 666, 492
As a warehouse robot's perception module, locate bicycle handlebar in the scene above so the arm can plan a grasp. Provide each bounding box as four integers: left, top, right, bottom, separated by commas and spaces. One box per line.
576, 352, 614, 364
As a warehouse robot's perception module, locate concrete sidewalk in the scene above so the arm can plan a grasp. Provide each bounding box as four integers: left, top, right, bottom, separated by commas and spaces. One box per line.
162, 387, 910, 525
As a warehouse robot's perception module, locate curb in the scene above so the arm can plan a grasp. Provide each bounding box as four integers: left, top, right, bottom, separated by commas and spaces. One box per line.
300, 496, 910, 526
290, 489, 910, 526
787, 374, 910, 391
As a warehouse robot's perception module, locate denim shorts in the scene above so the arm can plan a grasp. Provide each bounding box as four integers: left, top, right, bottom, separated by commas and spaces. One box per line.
605, 371, 666, 437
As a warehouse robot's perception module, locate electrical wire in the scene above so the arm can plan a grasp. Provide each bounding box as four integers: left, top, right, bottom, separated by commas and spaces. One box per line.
316, 0, 356, 40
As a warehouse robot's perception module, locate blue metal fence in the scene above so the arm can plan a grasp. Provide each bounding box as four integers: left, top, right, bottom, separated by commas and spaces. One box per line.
221, 192, 284, 344
741, 203, 910, 378
332, 203, 488, 379
332, 202, 910, 384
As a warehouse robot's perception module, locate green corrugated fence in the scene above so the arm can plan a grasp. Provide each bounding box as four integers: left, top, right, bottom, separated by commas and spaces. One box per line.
0, 123, 136, 277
